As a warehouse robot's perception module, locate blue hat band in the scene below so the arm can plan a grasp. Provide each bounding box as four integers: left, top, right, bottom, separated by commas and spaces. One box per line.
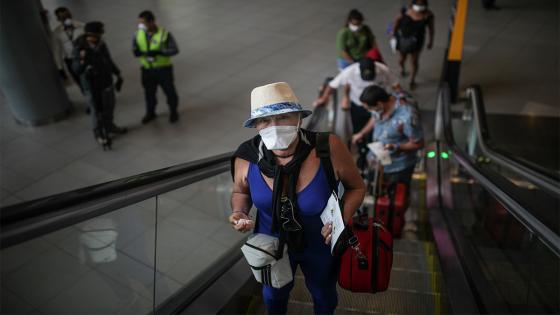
251, 102, 303, 118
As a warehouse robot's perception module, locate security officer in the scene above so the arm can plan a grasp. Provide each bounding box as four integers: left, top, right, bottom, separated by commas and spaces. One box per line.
133, 10, 180, 124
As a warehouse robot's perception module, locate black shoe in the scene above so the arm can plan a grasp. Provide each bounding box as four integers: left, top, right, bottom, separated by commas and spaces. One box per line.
169, 111, 179, 123
86, 107, 91, 115
142, 113, 157, 124
109, 126, 128, 135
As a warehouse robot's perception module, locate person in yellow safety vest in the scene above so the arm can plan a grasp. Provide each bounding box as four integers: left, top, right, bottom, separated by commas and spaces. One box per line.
133, 10, 180, 124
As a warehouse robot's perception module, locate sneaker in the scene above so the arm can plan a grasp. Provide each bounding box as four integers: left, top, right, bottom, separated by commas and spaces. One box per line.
169, 111, 179, 123
96, 136, 108, 145
142, 113, 157, 124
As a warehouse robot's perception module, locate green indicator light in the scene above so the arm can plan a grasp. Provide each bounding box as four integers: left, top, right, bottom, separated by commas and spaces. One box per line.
427, 151, 436, 158
441, 152, 449, 159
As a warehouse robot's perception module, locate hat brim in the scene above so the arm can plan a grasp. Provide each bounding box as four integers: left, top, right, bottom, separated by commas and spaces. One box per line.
244, 109, 312, 128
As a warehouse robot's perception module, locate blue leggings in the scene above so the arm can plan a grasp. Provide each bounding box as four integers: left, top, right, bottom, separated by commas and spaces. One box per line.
262, 217, 339, 315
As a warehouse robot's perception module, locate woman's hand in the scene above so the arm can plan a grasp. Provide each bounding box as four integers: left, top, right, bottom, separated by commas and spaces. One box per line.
321, 222, 333, 245
229, 211, 254, 233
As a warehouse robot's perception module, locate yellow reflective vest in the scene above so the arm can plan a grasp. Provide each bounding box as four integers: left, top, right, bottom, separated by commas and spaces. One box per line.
136, 27, 172, 68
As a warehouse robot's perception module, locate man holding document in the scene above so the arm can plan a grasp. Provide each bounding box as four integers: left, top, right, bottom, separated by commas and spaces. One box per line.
357, 85, 425, 231
229, 82, 365, 315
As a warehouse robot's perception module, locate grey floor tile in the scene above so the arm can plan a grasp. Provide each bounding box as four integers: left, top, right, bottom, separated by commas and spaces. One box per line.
1, 287, 35, 315
14, 169, 90, 201
3, 246, 91, 308
0, 167, 35, 193
163, 238, 230, 285
0, 237, 53, 277
120, 219, 203, 273
4, 147, 75, 182
39, 269, 152, 315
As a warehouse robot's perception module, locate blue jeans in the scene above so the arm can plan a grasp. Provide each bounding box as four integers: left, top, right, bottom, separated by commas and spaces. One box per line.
262, 215, 339, 315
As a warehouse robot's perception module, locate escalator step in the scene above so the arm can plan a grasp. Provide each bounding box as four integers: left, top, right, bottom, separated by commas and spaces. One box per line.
392, 252, 441, 272
393, 239, 438, 256
388, 269, 446, 294
294, 269, 444, 295
289, 278, 450, 314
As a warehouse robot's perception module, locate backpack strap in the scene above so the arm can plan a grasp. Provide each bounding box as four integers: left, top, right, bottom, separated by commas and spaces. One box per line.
315, 132, 337, 194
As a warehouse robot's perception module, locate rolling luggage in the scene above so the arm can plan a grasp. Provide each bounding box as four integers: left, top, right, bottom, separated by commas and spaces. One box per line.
338, 162, 394, 293
376, 182, 407, 238
338, 217, 393, 293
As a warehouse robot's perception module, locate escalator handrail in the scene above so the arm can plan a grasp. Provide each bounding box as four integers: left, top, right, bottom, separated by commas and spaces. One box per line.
438, 83, 560, 257
1, 152, 233, 224
466, 85, 560, 196
0, 152, 233, 248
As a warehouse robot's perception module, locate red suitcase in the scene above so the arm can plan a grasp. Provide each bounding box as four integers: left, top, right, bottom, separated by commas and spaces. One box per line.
376, 183, 407, 238
338, 217, 393, 293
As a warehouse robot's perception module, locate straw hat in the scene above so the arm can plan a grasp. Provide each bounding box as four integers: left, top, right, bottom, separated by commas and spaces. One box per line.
244, 82, 312, 128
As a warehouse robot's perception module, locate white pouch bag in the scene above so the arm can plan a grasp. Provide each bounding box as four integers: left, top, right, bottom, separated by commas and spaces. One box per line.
241, 233, 293, 288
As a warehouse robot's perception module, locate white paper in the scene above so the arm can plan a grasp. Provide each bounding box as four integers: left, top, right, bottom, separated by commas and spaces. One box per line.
367, 141, 392, 165
320, 192, 345, 253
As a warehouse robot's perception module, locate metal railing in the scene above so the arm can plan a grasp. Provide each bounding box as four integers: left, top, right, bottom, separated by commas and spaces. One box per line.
466, 85, 560, 197
437, 83, 560, 257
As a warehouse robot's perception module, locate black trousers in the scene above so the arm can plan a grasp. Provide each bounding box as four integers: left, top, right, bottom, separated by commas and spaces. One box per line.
85, 86, 117, 134
64, 58, 84, 93
350, 102, 373, 172
141, 66, 179, 115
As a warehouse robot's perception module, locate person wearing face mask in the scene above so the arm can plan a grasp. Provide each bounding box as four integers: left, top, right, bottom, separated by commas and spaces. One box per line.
133, 10, 180, 124
51, 7, 85, 94
230, 82, 365, 315
391, 0, 435, 90
358, 85, 424, 232
73, 21, 127, 146
314, 58, 401, 171
336, 9, 376, 71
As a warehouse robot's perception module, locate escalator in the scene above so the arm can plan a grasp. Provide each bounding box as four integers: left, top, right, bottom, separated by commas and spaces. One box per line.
1, 83, 559, 314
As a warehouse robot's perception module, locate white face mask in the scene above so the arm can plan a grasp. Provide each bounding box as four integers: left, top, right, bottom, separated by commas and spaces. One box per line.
412, 4, 427, 12
259, 121, 300, 151
348, 23, 360, 32
138, 23, 147, 31
63, 18, 72, 26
